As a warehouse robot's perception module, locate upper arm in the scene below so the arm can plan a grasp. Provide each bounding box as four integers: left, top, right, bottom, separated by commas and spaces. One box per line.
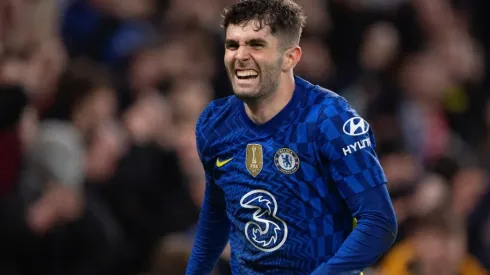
346, 185, 398, 249
195, 103, 226, 207
345, 185, 396, 222
317, 98, 387, 199
195, 101, 215, 165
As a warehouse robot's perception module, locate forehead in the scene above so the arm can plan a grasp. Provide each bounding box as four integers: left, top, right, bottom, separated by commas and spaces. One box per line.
225, 21, 278, 43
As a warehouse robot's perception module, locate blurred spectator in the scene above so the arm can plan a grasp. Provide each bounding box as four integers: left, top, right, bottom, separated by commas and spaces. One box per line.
411, 174, 449, 217
162, 0, 222, 32
294, 0, 331, 37
451, 168, 488, 219
127, 44, 165, 99
342, 21, 400, 116
398, 52, 452, 163
468, 189, 490, 269
150, 233, 229, 275
0, 85, 29, 196
85, 121, 127, 183
378, 211, 488, 275
61, 0, 156, 68
360, 21, 400, 73
295, 37, 334, 89
10, 58, 116, 274
168, 78, 214, 125
123, 91, 174, 146
87, 92, 200, 275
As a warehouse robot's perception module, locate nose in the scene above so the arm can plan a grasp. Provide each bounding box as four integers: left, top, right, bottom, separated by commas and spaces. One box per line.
235, 45, 250, 61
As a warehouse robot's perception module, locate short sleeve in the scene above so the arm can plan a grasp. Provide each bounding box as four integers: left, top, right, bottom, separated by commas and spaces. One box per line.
317, 98, 387, 199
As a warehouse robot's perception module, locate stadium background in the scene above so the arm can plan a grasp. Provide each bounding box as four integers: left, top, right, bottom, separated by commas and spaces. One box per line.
1, 0, 489, 274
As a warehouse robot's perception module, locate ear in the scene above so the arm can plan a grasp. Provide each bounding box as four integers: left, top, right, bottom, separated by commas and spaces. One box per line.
282, 46, 302, 71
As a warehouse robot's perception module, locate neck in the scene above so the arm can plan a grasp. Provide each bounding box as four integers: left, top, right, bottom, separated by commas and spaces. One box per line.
244, 72, 295, 125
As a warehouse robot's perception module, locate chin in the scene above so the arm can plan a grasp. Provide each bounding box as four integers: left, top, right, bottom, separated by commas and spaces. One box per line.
233, 89, 261, 101
232, 82, 259, 97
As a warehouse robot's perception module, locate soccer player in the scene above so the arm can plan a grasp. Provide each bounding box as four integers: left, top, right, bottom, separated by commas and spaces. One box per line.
186, 0, 397, 274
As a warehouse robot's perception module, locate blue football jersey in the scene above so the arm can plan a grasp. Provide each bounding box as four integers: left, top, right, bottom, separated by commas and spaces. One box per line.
195, 76, 387, 274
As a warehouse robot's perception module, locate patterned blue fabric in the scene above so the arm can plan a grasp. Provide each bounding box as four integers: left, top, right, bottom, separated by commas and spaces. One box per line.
188, 76, 387, 274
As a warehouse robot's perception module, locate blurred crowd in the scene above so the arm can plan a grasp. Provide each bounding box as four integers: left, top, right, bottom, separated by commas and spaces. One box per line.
0, 0, 490, 274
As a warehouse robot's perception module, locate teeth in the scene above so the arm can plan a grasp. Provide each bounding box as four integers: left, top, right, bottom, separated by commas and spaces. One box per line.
236, 70, 258, 77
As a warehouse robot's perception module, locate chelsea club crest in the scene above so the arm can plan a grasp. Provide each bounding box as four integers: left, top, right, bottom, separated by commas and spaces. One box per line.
274, 148, 300, 174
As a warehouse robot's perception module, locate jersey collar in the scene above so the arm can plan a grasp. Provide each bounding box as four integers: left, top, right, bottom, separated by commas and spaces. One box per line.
236, 76, 309, 135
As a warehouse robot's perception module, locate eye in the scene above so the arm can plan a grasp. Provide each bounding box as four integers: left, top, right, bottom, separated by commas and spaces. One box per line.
225, 42, 238, 50
250, 42, 264, 49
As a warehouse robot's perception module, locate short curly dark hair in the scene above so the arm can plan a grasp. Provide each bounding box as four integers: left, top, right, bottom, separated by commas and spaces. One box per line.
221, 0, 306, 48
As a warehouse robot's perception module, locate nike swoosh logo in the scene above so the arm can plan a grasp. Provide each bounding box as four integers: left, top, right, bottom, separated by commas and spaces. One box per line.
216, 157, 233, 167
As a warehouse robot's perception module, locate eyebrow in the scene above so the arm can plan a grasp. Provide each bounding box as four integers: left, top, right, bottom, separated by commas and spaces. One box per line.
247, 39, 268, 45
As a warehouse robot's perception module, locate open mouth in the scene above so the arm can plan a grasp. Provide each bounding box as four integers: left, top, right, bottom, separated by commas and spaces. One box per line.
235, 69, 259, 80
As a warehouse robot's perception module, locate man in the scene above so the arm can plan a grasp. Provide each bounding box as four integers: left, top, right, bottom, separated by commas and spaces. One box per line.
186, 0, 397, 274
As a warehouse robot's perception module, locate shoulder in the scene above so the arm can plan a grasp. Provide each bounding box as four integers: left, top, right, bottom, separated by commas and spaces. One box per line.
293, 77, 365, 137
304, 84, 370, 143
195, 96, 237, 158
294, 76, 349, 114
196, 95, 235, 135
310, 85, 352, 116
298, 79, 357, 126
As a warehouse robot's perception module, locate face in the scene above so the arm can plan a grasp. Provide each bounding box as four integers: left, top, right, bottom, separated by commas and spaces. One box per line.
224, 20, 285, 102
415, 230, 465, 274
75, 87, 117, 136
